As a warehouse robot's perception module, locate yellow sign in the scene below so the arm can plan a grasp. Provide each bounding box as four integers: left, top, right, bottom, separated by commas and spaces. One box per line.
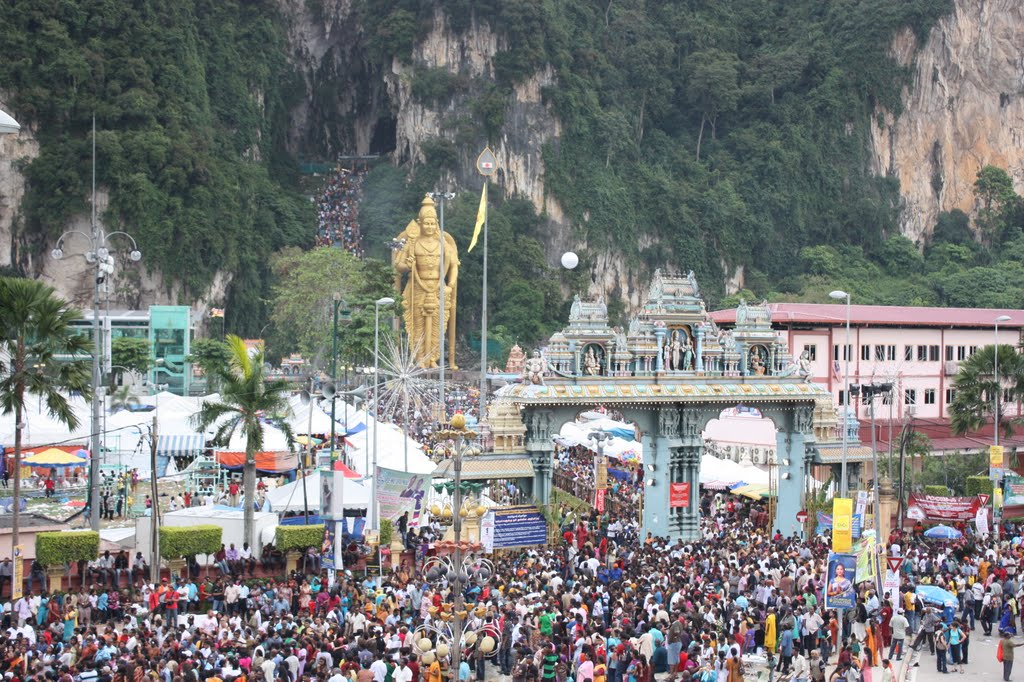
990, 445, 1004, 468
11, 545, 22, 601
596, 456, 609, 490
833, 497, 853, 553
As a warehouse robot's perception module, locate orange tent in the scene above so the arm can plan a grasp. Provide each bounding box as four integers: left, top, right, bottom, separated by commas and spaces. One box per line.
214, 450, 299, 473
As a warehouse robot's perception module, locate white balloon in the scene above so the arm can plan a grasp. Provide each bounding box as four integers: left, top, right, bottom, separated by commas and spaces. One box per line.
561, 251, 579, 269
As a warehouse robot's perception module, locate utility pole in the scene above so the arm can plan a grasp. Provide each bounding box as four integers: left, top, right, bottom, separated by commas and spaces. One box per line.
150, 413, 160, 584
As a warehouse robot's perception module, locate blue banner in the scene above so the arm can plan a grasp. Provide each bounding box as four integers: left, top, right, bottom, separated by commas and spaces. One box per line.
815, 512, 863, 538
825, 553, 857, 609
492, 505, 548, 548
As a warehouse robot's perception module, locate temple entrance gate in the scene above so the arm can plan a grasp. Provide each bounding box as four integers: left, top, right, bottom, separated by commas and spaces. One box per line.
497, 272, 832, 541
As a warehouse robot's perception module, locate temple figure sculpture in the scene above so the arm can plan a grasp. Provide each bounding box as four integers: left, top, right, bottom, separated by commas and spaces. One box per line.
523, 350, 546, 385
394, 195, 459, 369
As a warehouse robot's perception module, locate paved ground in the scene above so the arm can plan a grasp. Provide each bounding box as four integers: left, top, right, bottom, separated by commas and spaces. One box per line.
903, 629, 1004, 682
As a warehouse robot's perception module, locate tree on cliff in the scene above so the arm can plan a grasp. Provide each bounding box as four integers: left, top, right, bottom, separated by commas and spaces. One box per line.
684, 48, 741, 161
974, 166, 1022, 244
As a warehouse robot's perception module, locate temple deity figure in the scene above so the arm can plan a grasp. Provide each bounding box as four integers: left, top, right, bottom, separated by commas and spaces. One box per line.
681, 331, 694, 370
523, 350, 546, 385
394, 195, 460, 369
584, 347, 601, 375
749, 346, 767, 376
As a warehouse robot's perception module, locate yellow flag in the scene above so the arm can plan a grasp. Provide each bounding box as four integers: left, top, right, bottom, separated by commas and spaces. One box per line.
468, 183, 487, 252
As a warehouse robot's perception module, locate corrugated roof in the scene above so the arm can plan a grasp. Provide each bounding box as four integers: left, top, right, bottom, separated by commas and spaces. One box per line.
711, 304, 1024, 329
433, 456, 535, 480
816, 446, 874, 463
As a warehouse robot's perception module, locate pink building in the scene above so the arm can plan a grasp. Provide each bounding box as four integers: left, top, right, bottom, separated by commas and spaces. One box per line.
711, 303, 1024, 459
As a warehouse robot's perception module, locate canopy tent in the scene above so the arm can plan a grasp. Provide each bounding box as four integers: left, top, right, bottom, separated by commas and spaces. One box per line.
343, 407, 435, 475
263, 470, 370, 513
699, 454, 770, 488
215, 450, 299, 473
22, 447, 89, 468
285, 395, 345, 435
555, 420, 643, 462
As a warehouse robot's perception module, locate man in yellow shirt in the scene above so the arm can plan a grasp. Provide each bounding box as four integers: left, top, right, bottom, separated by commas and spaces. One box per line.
904, 590, 918, 634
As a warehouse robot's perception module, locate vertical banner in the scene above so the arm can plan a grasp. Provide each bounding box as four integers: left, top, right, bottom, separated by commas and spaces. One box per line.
11, 545, 22, 601
976, 507, 990, 536
825, 553, 857, 609
375, 467, 430, 524
855, 491, 869, 518
480, 511, 495, 553
833, 497, 853, 553
595, 488, 607, 512
670, 482, 691, 508
321, 521, 338, 570
855, 532, 876, 583
991, 445, 1005, 469
596, 456, 609, 490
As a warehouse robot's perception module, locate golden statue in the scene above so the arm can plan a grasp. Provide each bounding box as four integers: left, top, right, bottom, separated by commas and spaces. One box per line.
393, 195, 460, 369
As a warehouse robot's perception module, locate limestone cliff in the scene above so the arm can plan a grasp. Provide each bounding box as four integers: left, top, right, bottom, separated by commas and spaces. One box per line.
870, 0, 1024, 242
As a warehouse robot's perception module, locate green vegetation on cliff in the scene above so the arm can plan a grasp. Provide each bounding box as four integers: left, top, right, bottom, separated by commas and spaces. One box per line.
0, 0, 310, 334
362, 0, 978, 323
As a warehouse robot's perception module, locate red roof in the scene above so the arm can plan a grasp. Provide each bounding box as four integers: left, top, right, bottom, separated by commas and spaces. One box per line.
710, 303, 1024, 329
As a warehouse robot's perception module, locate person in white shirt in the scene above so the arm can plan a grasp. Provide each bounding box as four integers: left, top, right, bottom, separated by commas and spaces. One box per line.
370, 653, 388, 682
393, 659, 412, 682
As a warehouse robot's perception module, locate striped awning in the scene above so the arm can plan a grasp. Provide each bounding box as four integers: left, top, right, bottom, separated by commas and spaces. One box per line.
156, 434, 206, 456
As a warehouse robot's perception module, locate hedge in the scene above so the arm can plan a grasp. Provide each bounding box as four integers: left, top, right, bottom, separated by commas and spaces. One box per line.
36, 531, 99, 566
275, 524, 324, 552
380, 518, 393, 546
924, 485, 950, 497
159, 525, 222, 559
966, 477, 994, 497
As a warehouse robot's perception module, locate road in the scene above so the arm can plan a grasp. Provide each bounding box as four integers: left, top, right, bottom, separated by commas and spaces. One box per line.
901, 628, 1003, 682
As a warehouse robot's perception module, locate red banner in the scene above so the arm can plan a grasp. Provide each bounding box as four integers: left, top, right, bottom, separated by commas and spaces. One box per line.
670, 482, 690, 508
906, 494, 981, 522
595, 489, 606, 513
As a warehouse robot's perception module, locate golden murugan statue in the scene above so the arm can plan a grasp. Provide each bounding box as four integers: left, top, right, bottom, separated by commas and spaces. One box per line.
393, 195, 459, 369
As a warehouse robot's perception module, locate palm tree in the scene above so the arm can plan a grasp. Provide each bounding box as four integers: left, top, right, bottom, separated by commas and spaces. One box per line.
0, 277, 92, 547
950, 344, 1024, 437
108, 384, 140, 413
191, 335, 293, 547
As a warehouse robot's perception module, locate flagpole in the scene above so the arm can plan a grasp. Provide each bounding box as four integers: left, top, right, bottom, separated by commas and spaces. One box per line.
475, 148, 496, 431
479, 182, 488, 424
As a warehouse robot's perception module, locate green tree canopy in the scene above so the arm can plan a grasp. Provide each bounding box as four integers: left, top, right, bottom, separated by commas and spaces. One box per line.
0, 277, 93, 546
110, 337, 152, 388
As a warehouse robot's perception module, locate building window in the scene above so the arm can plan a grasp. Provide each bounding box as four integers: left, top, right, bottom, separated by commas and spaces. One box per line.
803, 345, 817, 361
957, 346, 967, 361
945, 346, 954, 362
833, 344, 852, 362
1005, 388, 1013, 403
929, 345, 940, 361
924, 388, 936, 405
945, 388, 957, 404
887, 345, 897, 361
862, 345, 871, 361
904, 389, 917, 405
905, 346, 914, 362
875, 345, 886, 361
969, 345, 979, 356
838, 390, 848, 406
917, 345, 928, 361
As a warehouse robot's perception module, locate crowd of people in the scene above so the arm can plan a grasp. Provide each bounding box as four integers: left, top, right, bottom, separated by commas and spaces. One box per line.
3, 459, 1023, 682
552, 446, 643, 520
315, 168, 366, 255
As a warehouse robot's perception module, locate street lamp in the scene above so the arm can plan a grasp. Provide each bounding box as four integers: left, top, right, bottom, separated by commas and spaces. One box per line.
0, 110, 19, 135
830, 289, 852, 496
371, 297, 395, 530
330, 294, 352, 462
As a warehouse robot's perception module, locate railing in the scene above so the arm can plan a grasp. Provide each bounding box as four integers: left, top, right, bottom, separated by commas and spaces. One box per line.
552, 472, 640, 521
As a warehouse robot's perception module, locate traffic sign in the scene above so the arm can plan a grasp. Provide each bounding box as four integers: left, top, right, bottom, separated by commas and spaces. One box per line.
796, 510, 809, 523
476, 147, 497, 176
887, 556, 904, 573
979, 494, 991, 506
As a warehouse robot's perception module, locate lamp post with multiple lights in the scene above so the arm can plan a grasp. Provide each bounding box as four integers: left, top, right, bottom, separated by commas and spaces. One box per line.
829, 289, 852, 496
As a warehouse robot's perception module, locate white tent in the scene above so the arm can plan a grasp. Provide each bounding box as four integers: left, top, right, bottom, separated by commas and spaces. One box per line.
263, 470, 370, 513
698, 454, 770, 486
343, 407, 435, 475
286, 395, 343, 434
555, 421, 643, 461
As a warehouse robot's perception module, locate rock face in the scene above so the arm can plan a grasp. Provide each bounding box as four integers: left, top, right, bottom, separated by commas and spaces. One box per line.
0, 105, 38, 271
870, 0, 1024, 243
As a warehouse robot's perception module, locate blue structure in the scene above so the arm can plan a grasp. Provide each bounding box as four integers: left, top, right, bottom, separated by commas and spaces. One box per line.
501, 270, 832, 541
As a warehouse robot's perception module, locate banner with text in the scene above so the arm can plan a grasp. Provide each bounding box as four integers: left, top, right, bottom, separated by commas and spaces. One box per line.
670, 482, 691, 508
375, 466, 430, 524
833, 498, 853, 553
906, 494, 982, 522
825, 553, 857, 609
321, 521, 339, 570
492, 505, 548, 549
